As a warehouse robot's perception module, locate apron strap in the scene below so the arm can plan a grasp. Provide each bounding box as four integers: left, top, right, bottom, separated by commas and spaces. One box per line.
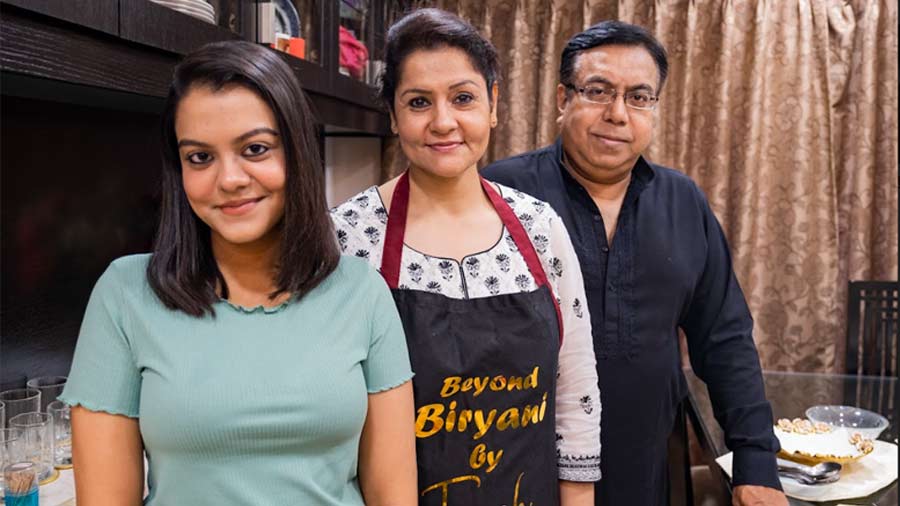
380, 171, 564, 345
380, 171, 410, 289
480, 178, 565, 346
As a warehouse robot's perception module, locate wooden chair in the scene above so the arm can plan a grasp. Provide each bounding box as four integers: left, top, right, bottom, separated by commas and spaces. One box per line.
845, 281, 898, 435
846, 281, 899, 377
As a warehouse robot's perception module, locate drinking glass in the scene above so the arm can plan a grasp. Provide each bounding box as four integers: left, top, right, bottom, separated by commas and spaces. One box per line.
7, 413, 53, 483
0, 428, 24, 503
47, 401, 71, 468
25, 377, 66, 413
0, 401, 5, 429
0, 392, 39, 427
3, 461, 38, 505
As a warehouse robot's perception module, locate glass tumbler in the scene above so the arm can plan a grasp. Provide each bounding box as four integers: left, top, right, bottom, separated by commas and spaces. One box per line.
7, 413, 53, 483
0, 392, 39, 427
3, 461, 38, 506
47, 401, 72, 468
1, 428, 24, 504
25, 376, 66, 413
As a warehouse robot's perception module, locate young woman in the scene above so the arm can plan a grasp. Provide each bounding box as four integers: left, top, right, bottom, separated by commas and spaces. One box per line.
332, 9, 601, 506
60, 41, 416, 506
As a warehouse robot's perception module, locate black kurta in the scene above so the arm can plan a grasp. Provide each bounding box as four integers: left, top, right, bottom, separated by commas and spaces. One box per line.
483, 139, 781, 505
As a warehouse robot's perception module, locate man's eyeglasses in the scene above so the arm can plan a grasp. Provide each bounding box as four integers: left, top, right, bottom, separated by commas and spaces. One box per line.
565, 84, 659, 110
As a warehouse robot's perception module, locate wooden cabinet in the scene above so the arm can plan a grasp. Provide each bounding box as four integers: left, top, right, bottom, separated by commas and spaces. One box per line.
0, 0, 392, 133
0, 0, 399, 382
1, 0, 118, 34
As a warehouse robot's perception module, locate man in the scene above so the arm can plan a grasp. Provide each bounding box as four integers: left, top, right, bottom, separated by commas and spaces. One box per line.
482, 21, 788, 506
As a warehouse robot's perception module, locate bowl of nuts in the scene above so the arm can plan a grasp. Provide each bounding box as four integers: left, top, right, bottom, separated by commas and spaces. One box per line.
805, 405, 889, 440
774, 417, 876, 465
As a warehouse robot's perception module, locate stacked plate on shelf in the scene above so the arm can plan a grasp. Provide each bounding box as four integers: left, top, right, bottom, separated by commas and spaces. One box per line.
151, 0, 216, 24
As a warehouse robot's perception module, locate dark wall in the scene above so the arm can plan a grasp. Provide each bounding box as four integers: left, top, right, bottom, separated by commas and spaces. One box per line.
1, 95, 161, 385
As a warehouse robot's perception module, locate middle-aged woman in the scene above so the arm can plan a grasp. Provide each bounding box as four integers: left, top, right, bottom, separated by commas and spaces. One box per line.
332, 9, 601, 506
59, 40, 416, 506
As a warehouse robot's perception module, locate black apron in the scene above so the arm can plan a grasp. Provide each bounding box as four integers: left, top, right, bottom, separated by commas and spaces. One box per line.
381, 171, 564, 506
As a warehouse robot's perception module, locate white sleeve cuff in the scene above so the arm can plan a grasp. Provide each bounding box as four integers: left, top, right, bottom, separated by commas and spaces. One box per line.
558, 453, 602, 482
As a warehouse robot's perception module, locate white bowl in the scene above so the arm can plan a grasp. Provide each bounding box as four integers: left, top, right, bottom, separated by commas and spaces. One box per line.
805, 405, 889, 440
157, 0, 214, 13
151, 0, 215, 20
152, 5, 215, 23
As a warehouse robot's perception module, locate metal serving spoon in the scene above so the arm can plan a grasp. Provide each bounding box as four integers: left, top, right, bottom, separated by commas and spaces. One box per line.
777, 458, 842, 485
779, 469, 841, 485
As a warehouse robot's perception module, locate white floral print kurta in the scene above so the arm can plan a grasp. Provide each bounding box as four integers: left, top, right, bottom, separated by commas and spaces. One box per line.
331, 183, 602, 481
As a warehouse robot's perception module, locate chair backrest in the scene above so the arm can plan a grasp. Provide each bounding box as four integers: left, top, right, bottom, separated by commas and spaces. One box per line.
846, 281, 899, 377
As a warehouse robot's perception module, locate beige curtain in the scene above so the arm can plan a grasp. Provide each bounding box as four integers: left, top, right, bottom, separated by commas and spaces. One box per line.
387, 0, 898, 373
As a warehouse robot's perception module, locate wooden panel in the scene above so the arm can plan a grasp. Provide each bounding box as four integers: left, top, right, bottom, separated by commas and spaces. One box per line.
119, 0, 240, 56
0, 6, 175, 97
307, 90, 390, 136
1, 95, 162, 381
282, 52, 332, 96
331, 72, 383, 111
0, 2, 389, 133
1, 72, 166, 114
320, 0, 340, 78
0, 0, 118, 35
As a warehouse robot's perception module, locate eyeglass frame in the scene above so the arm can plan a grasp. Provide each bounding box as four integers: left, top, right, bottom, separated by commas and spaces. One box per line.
564, 83, 660, 111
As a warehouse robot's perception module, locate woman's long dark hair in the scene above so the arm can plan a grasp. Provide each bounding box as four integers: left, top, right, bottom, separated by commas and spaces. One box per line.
148, 40, 338, 317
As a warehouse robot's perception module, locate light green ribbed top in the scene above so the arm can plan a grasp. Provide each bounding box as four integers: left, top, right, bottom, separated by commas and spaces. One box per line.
60, 254, 412, 505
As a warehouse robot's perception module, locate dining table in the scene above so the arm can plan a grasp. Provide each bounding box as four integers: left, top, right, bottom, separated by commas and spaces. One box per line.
683, 367, 898, 506
31, 369, 899, 505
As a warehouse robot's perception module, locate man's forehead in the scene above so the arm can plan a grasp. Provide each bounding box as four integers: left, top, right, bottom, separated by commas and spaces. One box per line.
573, 44, 659, 87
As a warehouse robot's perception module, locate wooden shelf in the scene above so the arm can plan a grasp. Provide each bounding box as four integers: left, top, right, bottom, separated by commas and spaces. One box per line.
1, 0, 118, 35
118, 0, 244, 57
0, 0, 390, 135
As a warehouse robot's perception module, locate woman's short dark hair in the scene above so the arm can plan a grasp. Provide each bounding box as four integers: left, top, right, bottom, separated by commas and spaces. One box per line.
560, 20, 669, 92
380, 8, 499, 111
149, 40, 338, 317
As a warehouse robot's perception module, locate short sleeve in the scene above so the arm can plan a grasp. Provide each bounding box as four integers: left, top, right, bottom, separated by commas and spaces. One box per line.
361, 270, 413, 393
59, 263, 142, 418
330, 187, 386, 271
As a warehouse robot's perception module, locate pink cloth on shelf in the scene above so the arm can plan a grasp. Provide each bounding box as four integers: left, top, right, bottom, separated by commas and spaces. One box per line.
339, 25, 368, 80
